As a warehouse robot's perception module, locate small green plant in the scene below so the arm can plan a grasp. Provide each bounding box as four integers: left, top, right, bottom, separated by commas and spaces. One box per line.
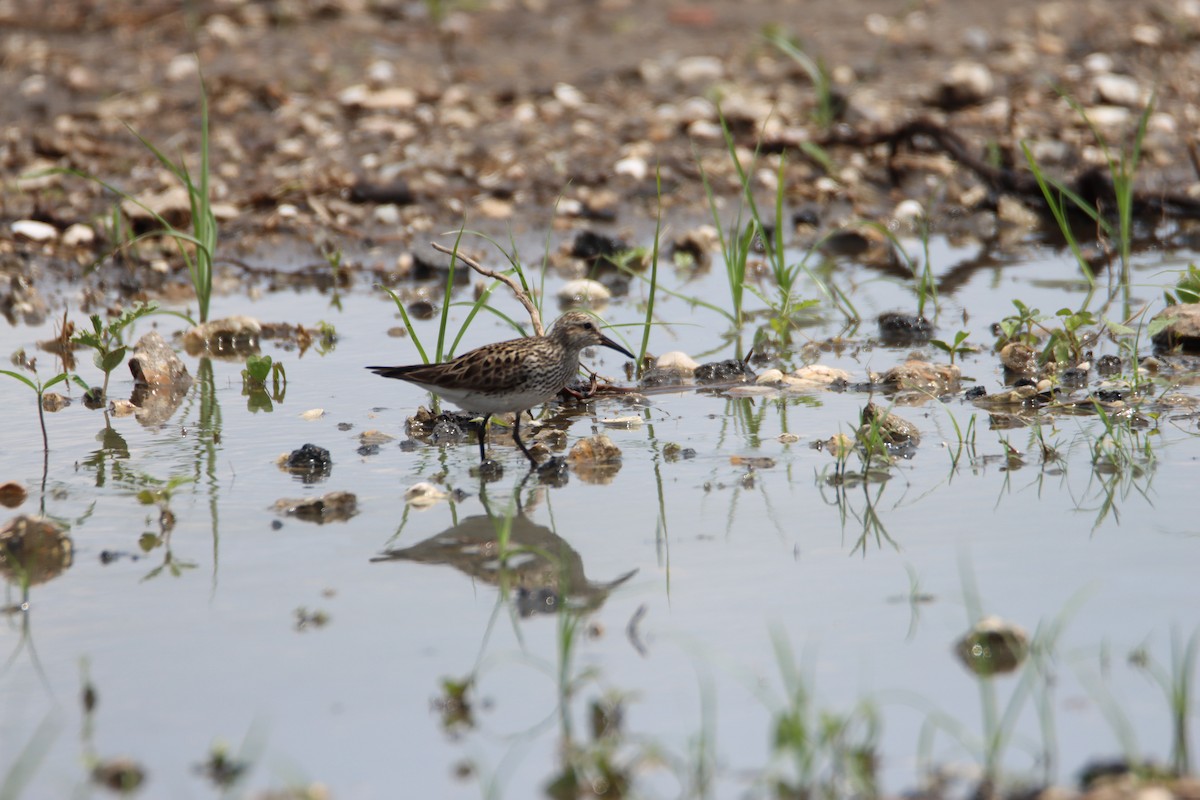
0, 367, 69, 454
241, 354, 286, 412
72, 302, 157, 401
759, 630, 880, 798
997, 299, 1045, 347
763, 26, 840, 130
54, 73, 216, 323
1164, 262, 1200, 306
313, 321, 338, 356
1128, 628, 1200, 776
1043, 307, 1097, 366
137, 475, 198, 581
930, 330, 971, 365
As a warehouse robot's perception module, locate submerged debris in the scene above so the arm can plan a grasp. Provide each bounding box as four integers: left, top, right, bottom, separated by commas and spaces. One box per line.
694, 358, 755, 385
568, 434, 623, 484
0, 515, 73, 585
404, 481, 448, 508
182, 316, 262, 357
955, 616, 1030, 676
859, 402, 921, 446
877, 312, 933, 344
875, 359, 960, 396
272, 491, 358, 524
91, 758, 147, 793
0, 482, 27, 509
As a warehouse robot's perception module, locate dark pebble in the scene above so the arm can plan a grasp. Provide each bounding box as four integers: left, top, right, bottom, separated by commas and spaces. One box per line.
1095, 354, 1122, 376
877, 312, 933, 344
964, 385, 987, 400
356, 444, 381, 456
1060, 367, 1088, 388
694, 359, 754, 384
284, 443, 333, 481
570, 230, 628, 266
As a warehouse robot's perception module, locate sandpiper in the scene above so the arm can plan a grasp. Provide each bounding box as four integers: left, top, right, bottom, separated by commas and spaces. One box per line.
367, 311, 634, 465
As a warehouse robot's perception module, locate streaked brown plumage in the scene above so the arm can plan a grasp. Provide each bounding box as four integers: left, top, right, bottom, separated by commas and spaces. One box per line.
367, 311, 634, 464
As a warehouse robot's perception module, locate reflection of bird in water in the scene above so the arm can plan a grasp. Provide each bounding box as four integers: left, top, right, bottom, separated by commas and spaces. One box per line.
372, 512, 636, 617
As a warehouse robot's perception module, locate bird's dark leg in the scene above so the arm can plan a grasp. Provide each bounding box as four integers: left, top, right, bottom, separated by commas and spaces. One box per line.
477, 414, 491, 462
511, 412, 539, 466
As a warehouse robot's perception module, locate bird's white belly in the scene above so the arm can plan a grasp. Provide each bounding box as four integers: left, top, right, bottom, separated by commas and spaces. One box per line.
434, 386, 558, 415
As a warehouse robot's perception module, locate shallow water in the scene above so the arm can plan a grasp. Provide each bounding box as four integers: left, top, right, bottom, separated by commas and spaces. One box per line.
2, 230, 1199, 798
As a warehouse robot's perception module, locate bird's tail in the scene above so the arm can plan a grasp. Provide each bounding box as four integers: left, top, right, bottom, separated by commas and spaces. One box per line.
365, 365, 421, 380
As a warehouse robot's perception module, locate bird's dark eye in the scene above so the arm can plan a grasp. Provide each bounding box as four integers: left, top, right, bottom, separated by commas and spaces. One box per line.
583, 322, 594, 330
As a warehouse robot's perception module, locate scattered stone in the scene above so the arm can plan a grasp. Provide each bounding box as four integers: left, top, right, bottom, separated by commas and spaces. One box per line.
778, 433, 800, 444
0, 515, 73, 586
931, 61, 994, 109
755, 368, 785, 385
877, 312, 932, 344
730, 455, 775, 469
1060, 366, 1088, 388
876, 360, 960, 394
62, 223, 95, 247
973, 384, 1039, 406
823, 433, 856, 458
182, 316, 262, 357
1150, 304, 1200, 352
671, 225, 720, 268
997, 195, 1039, 228
674, 55, 725, 83
40, 392, 69, 412
0, 482, 27, 508
337, 84, 417, 111
109, 399, 138, 416
567, 434, 622, 484
273, 491, 358, 524
129, 331, 192, 388
557, 279, 611, 307
358, 430, 395, 448
859, 402, 921, 446
655, 351, 700, 374
1092, 73, 1143, 107
1095, 354, 1122, 376
955, 615, 1029, 676
280, 443, 332, 481
725, 385, 777, 397
1, 275, 48, 325
598, 416, 642, 428
568, 434, 622, 463
404, 481, 448, 508
1000, 342, 1038, 373
301, 409, 327, 420
789, 364, 853, 387
11, 219, 58, 242
570, 230, 628, 267
694, 358, 754, 384
91, 758, 147, 793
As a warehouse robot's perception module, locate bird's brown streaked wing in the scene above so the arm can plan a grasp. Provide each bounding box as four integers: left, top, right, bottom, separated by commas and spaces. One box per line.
367, 346, 535, 392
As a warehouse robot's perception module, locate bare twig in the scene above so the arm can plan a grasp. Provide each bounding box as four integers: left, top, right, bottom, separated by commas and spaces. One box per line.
430, 241, 543, 335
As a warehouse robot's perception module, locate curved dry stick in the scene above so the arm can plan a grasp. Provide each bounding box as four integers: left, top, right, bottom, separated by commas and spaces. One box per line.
430, 241, 544, 336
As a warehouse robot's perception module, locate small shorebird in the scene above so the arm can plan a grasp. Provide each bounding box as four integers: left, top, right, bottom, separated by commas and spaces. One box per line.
367, 311, 634, 465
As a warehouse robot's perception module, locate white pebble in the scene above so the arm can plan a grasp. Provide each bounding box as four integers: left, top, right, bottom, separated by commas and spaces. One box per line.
11, 220, 57, 242
557, 279, 611, 305
62, 223, 95, 247
656, 351, 699, 373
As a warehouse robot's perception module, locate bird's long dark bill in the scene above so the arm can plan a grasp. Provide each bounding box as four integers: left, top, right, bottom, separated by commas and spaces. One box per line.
598, 334, 635, 360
